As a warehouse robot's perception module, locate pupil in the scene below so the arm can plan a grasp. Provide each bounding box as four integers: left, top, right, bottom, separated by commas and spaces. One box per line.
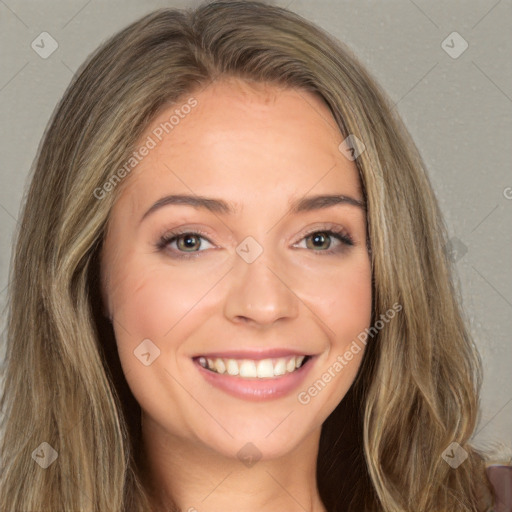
181, 235, 198, 250
312, 232, 329, 249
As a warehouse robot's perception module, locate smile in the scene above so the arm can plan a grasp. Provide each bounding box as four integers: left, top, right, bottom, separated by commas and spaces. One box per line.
196, 355, 310, 379
192, 352, 316, 401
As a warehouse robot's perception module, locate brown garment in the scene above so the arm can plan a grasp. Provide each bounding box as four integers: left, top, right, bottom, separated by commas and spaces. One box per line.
486, 465, 512, 512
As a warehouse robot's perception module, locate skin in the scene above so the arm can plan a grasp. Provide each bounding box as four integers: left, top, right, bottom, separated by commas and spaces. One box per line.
100, 77, 372, 512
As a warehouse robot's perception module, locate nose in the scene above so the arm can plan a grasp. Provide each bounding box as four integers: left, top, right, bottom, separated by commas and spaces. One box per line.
223, 251, 300, 327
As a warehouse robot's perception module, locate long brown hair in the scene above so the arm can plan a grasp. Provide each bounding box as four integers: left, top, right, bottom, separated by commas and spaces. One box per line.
0, 1, 496, 510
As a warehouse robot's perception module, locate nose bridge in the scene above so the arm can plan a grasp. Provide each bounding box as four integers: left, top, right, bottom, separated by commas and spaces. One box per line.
223, 239, 299, 325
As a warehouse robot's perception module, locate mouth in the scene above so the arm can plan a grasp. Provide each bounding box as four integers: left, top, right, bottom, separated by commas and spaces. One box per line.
192, 353, 315, 401
194, 354, 311, 379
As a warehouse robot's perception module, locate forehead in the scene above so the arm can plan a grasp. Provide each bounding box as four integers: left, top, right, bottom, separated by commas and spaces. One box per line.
113, 78, 362, 217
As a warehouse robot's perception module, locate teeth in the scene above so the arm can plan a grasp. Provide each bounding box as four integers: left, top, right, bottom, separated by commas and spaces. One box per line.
257, 359, 274, 378
226, 359, 239, 376
239, 360, 257, 377
197, 355, 308, 379
214, 358, 226, 374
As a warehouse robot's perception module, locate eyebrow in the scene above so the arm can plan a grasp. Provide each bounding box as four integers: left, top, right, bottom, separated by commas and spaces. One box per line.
140, 193, 365, 222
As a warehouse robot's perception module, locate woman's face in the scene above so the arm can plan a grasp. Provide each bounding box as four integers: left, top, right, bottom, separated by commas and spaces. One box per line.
100, 78, 372, 461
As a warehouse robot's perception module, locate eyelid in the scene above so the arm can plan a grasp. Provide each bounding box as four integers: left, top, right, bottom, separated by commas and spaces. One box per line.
293, 222, 354, 244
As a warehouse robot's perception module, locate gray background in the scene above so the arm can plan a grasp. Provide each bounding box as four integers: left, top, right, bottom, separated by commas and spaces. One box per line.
1, 0, 511, 458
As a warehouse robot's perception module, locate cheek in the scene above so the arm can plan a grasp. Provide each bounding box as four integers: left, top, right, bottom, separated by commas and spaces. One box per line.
300, 256, 372, 343
334, 263, 372, 340
302, 257, 371, 403
110, 262, 205, 345
107, 255, 231, 381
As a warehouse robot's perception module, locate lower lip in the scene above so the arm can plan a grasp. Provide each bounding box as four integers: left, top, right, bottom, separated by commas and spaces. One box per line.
194, 357, 315, 401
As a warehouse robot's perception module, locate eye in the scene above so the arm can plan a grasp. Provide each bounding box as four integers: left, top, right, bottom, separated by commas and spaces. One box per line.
155, 225, 355, 260
294, 226, 354, 255
156, 230, 215, 259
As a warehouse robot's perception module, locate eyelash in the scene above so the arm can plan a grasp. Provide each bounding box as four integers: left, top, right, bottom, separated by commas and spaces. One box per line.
155, 226, 354, 260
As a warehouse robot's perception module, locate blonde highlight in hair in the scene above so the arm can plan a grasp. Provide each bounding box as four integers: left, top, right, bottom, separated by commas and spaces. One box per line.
0, 1, 497, 510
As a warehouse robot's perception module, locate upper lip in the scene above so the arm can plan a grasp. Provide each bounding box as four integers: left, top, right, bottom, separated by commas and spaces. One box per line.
192, 349, 311, 360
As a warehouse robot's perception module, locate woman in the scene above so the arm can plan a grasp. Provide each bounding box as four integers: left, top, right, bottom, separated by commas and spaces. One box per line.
0, 1, 506, 510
